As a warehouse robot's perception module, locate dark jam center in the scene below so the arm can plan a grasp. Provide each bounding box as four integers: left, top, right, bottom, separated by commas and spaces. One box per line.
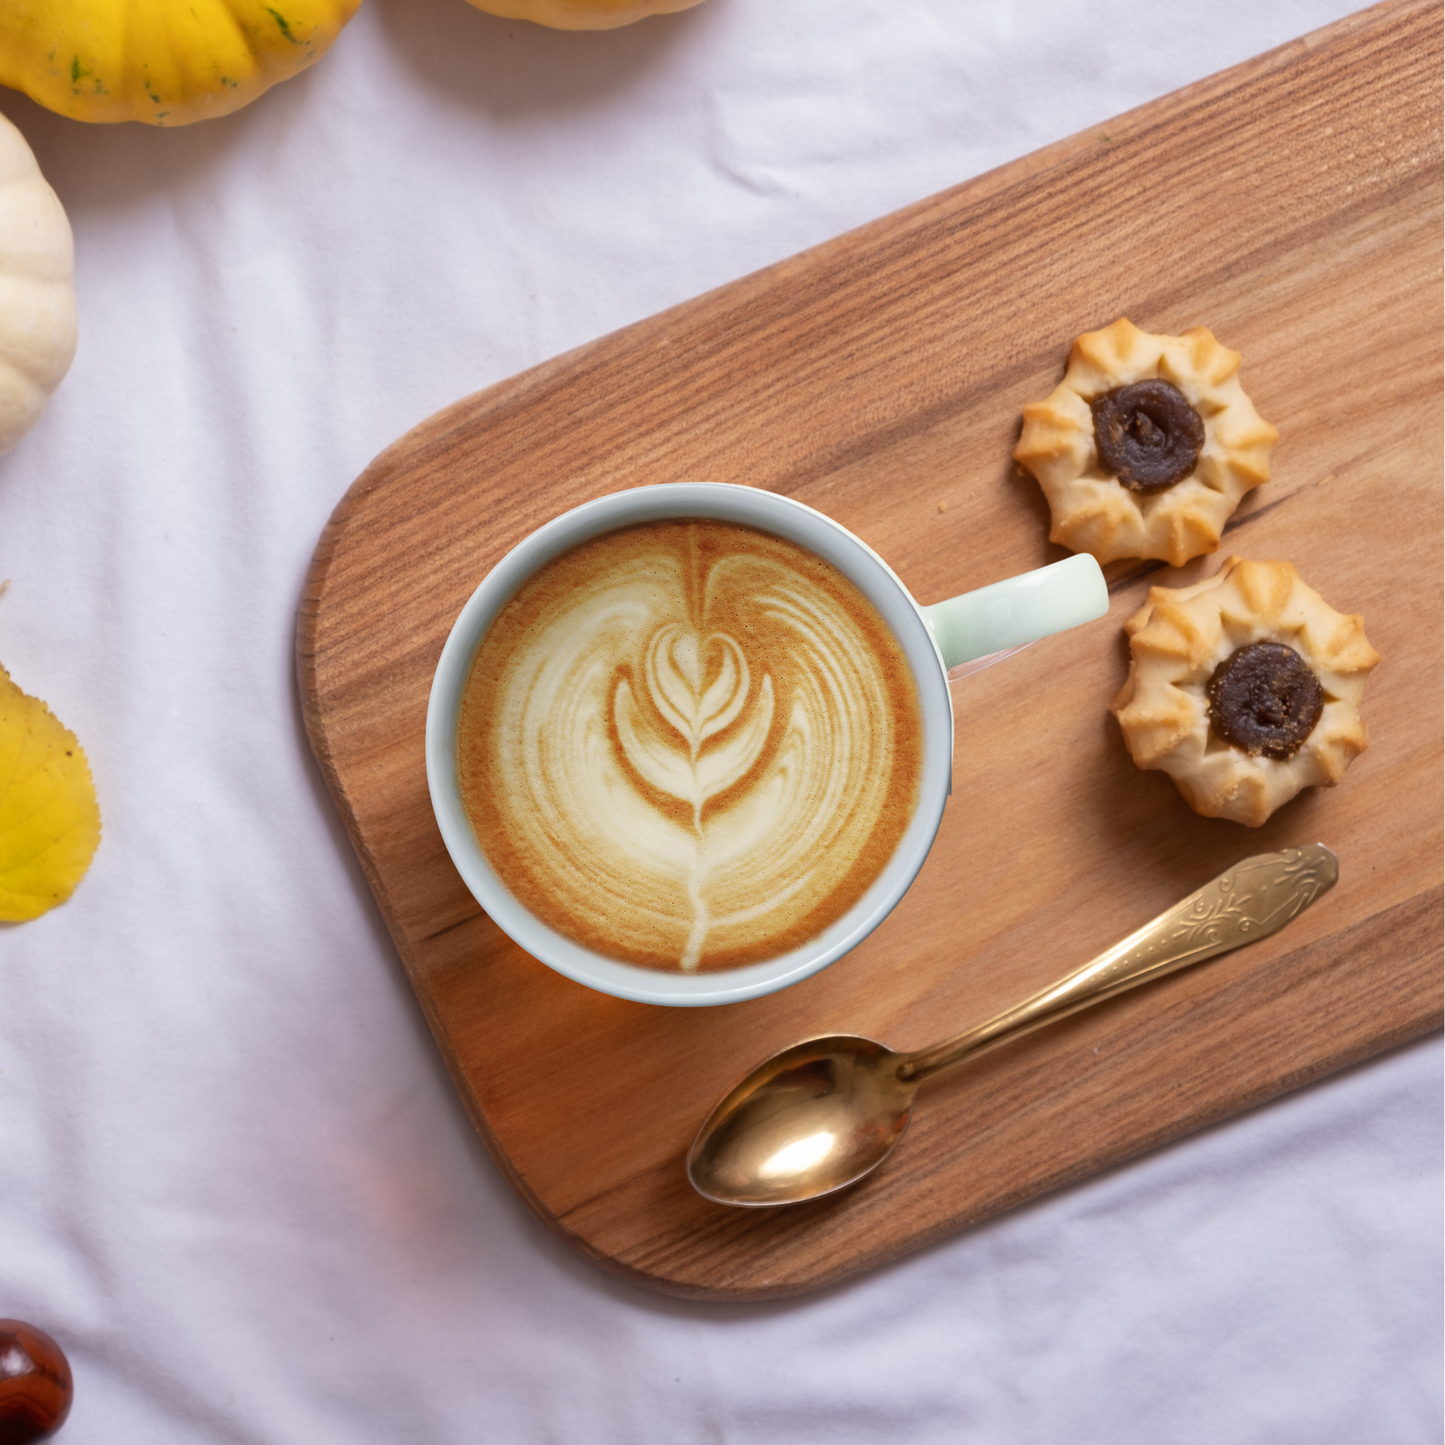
1206, 642, 1324, 761
1090, 379, 1206, 493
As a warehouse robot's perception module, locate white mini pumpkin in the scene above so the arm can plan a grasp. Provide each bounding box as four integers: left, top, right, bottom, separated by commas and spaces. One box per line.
0, 113, 77, 457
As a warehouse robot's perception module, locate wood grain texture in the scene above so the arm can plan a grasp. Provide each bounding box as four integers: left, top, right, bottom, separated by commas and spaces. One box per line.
298, 0, 1444, 1300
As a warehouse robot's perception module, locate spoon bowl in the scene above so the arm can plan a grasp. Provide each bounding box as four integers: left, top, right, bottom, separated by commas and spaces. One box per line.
687, 1036, 919, 1206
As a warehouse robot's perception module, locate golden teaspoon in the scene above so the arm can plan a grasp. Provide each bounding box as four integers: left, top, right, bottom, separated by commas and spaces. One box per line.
687, 844, 1338, 1207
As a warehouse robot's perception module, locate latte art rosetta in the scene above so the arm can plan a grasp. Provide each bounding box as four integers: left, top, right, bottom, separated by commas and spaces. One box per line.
458, 520, 922, 972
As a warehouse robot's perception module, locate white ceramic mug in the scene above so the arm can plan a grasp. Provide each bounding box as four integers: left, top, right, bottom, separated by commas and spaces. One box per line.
427, 483, 1106, 1007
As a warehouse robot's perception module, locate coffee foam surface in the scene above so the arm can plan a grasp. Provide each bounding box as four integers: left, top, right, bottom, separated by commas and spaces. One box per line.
458, 519, 922, 972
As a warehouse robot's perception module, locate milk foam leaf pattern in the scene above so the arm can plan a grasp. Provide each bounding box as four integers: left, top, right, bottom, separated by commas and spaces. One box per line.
0, 664, 101, 922
615, 626, 775, 816
649, 628, 747, 748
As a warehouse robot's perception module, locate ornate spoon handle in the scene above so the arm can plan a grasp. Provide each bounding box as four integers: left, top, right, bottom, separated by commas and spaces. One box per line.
902, 844, 1339, 1084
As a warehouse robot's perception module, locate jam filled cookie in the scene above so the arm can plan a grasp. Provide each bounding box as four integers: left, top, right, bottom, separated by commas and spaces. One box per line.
1015, 319, 1278, 566
1110, 557, 1378, 826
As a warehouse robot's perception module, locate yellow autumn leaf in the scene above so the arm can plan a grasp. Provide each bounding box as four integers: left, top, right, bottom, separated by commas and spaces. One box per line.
0, 663, 100, 922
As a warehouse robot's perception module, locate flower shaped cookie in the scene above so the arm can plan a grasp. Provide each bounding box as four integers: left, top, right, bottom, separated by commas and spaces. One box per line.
1110, 558, 1378, 826
1015, 319, 1278, 566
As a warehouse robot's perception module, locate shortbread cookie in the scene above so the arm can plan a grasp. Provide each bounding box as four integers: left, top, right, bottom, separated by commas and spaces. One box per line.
1110, 558, 1378, 826
1015, 319, 1278, 566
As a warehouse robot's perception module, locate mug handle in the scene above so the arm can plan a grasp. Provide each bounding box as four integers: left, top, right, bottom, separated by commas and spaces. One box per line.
921, 553, 1109, 672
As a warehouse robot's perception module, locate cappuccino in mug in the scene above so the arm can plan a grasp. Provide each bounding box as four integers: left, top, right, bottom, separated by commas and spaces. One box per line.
457, 519, 923, 973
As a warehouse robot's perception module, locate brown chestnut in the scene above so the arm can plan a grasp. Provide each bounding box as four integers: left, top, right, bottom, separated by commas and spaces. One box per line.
0, 1321, 72, 1443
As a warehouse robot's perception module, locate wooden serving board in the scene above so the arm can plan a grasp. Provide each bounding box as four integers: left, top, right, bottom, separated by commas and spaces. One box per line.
299, 0, 1443, 1300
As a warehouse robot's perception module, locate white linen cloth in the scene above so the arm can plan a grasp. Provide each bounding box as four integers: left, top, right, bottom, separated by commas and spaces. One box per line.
2, 1, 1439, 1439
